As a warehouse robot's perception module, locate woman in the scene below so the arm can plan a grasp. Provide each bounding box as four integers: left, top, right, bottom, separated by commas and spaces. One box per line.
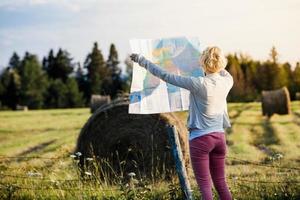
130, 46, 233, 200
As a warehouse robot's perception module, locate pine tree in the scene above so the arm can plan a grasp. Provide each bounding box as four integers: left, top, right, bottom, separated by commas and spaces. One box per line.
256, 47, 283, 91
84, 42, 108, 99
75, 63, 88, 104
293, 62, 300, 93
269, 46, 278, 64
9, 52, 21, 71
45, 79, 67, 108
65, 78, 84, 107
43, 49, 73, 82
226, 54, 246, 101
105, 43, 122, 98
43, 49, 55, 75
123, 55, 134, 93
19, 52, 47, 109
282, 62, 295, 99
0, 67, 21, 109
243, 61, 259, 101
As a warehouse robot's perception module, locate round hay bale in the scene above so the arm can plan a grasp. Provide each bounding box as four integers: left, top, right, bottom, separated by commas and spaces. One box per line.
261, 87, 291, 117
75, 97, 190, 180
90, 95, 111, 113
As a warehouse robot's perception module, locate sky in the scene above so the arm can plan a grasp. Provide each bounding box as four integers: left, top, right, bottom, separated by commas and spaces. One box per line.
0, 0, 299, 71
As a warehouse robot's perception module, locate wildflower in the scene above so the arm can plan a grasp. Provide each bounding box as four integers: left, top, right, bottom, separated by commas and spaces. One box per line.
27, 172, 42, 177
86, 157, 93, 161
70, 154, 76, 158
75, 152, 82, 157
84, 171, 92, 176
128, 172, 136, 178
275, 153, 283, 159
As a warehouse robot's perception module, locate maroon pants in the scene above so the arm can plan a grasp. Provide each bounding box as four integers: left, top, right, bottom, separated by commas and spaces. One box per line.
189, 132, 232, 200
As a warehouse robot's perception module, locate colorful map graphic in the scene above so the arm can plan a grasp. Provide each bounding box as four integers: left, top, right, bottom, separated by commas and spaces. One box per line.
129, 37, 204, 114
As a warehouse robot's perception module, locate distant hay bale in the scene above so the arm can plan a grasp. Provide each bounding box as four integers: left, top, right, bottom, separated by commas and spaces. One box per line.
75, 97, 190, 179
261, 87, 291, 117
16, 105, 28, 111
296, 92, 300, 100
90, 95, 111, 113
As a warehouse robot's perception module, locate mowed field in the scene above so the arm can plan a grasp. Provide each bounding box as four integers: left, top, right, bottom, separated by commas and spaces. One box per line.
0, 102, 300, 200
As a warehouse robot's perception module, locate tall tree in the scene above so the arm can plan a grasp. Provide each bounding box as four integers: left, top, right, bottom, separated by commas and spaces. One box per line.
105, 44, 122, 98
282, 62, 295, 99
44, 79, 67, 108
123, 55, 134, 93
43, 49, 73, 82
43, 49, 55, 75
226, 54, 246, 101
0, 67, 21, 109
84, 42, 108, 99
244, 61, 259, 101
255, 47, 284, 91
75, 63, 88, 103
65, 78, 84, 107
9, 52, 21, 71
269, 46, 279, 64
19, 52, 47, 109
293, 62, 300, 93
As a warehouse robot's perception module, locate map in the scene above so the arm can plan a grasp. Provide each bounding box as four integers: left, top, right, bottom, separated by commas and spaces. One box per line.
129, 37, 204, 114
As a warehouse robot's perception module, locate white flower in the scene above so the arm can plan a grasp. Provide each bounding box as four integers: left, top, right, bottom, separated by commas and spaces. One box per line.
86, 157, 93, 161
70, 154, 76, 158
75, 152, 82, 157
128, 172, 136, 177
27, 172, 42, 177
84, 171, 92, 176
275, 153, 283, 159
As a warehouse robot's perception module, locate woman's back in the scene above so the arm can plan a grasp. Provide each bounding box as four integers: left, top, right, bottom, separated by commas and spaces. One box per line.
188, 70, 233, 140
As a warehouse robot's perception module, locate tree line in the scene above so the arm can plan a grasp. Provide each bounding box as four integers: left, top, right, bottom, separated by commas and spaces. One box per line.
226, 47, 300, 102
0, 42, 130, 110
0, 45, 299, 110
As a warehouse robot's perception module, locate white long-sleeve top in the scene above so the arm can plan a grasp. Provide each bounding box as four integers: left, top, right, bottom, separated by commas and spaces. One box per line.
137, 55, 234, 140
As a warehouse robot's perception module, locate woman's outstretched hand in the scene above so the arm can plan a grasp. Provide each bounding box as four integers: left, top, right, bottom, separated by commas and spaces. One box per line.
130, 53, 139, 63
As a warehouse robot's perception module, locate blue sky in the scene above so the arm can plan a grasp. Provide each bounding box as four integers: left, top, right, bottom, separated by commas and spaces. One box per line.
0, 0, 299, 71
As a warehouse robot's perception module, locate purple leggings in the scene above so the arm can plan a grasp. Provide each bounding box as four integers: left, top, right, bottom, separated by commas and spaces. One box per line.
189, 132, 232, 200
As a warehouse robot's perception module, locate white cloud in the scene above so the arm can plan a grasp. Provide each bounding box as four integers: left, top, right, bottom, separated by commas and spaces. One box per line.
1, 0, 300, 68
0, 0, 98, 12
29, 0, 48, 5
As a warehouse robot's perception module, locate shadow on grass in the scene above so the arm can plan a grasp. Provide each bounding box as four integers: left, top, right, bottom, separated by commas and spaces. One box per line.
226, 104, 253, 146
14, 139, 57, 162
292, 112, 300, 127
226, 104, 253, 135
250, 117, 282, 163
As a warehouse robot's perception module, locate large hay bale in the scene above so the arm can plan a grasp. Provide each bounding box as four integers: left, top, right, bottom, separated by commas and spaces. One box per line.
261, 87, 291, 117
90, 95, 111, 113
75, 97, 190, 179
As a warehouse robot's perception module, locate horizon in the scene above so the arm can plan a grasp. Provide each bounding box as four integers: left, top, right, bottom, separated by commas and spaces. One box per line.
1, 0, 299, 70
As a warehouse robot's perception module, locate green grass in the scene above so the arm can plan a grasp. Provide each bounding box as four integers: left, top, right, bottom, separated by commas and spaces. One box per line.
0, 103, 299, 199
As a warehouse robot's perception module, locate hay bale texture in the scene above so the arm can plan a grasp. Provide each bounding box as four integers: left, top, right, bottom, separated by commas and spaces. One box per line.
261, 87, 291, 117
90, 95, 111, 113
75, 97, 190, 179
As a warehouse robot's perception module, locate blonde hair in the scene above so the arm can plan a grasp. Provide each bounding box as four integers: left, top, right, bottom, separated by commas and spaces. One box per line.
200, 46, 227, 73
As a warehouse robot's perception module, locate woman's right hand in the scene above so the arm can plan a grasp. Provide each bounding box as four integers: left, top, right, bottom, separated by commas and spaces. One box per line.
130, 53, 140, 63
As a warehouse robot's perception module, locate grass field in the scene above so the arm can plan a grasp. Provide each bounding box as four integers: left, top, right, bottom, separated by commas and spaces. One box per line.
0, 102, 300, 199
